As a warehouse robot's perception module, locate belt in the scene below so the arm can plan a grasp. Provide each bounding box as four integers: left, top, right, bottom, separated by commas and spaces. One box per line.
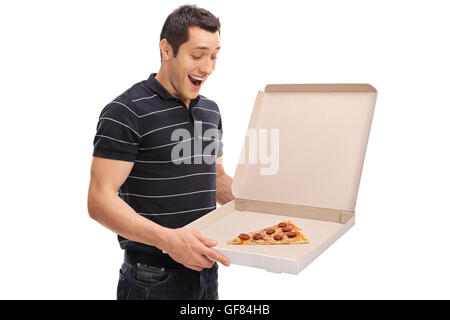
124, 249, 188, 270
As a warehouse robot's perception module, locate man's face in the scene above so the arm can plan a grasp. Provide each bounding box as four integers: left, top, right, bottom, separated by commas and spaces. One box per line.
166, 26, 220, 102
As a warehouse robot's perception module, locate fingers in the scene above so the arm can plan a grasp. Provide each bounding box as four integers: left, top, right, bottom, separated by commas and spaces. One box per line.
202, 247, 230, 267
187, 253, 215, 270
188, 229, 230, 267
199, 254, 215, 268
188, 257, 216, 271
186, 255, 215, 271
192, 230, 217, 247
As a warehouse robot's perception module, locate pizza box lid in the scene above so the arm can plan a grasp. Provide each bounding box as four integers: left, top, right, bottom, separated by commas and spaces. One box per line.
231, 83, 377, 212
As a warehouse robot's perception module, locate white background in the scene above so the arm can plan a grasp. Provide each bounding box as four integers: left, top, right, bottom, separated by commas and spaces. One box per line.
1, 0, 449, 299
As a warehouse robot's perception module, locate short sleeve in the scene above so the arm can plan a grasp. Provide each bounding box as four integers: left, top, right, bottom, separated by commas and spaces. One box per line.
92, 101, 141, 162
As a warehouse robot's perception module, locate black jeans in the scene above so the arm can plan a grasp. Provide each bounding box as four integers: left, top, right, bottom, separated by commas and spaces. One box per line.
117, 260, 219, 300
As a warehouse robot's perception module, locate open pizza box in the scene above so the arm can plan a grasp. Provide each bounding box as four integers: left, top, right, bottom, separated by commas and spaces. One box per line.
186, 83, 377, 274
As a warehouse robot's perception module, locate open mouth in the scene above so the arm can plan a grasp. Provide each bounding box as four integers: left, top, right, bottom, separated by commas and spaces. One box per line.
188, 74, 204, 89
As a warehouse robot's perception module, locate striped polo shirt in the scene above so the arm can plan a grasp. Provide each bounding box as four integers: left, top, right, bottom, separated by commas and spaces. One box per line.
92, 73, 223, 267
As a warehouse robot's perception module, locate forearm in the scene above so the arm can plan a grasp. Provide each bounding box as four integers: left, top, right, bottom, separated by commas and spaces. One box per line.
216, 172, 235, 205
88, 189, 169, 250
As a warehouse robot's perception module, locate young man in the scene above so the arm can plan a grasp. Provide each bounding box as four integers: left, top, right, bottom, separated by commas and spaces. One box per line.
87, 5, 234, 300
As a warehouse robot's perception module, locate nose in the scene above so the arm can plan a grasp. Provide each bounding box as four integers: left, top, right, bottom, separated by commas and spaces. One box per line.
199, 58, 214, 76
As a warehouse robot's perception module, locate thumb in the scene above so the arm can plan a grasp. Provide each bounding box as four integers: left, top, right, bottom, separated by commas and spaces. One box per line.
193, 230, 217, 247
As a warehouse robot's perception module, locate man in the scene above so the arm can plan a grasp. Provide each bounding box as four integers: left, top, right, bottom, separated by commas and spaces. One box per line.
87, 5, 234, 300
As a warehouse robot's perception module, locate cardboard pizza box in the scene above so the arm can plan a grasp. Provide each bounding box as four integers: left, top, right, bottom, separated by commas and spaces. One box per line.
185, 83, 377, 274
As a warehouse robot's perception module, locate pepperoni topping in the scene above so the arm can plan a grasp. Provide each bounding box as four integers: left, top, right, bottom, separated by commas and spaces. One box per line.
253, 233, 263, 240
287, 232, 298, 238
274, 235, 283, 241
282, 227, 292, 232
278, 222, 287, 228
265, 228, 275, 235
239, 233, 250, 240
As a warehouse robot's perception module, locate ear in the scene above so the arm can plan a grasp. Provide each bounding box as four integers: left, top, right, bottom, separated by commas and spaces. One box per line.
160, 39, 173, 61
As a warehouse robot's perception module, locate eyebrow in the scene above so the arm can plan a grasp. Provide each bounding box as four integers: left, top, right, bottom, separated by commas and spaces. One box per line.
192, 46, 221, 51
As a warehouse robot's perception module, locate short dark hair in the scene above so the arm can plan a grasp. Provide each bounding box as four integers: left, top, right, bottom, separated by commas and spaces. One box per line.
160, 5, 221, 57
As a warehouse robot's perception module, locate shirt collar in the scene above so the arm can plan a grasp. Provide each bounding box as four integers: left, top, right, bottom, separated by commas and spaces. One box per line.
145, 73, 200, 106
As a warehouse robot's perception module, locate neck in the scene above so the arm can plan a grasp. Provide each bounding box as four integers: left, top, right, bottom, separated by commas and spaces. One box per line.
155, 68, 190, 108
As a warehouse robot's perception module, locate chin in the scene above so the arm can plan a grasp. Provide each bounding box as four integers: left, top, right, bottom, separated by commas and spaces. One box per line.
189, 91, 200, 99
185, 87, 200, 99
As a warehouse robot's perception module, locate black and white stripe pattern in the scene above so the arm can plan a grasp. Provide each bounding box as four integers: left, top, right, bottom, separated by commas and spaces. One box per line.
93, 73, 224, 259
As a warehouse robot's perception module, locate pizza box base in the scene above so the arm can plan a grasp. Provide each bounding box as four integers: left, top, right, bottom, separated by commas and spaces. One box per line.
185, 199, 354, 274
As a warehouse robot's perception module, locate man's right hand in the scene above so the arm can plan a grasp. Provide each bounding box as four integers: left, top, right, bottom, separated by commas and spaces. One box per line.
159, 228, 230, 271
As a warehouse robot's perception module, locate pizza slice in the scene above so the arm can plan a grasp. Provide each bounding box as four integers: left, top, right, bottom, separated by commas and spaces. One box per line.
227, 220, 309, 245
